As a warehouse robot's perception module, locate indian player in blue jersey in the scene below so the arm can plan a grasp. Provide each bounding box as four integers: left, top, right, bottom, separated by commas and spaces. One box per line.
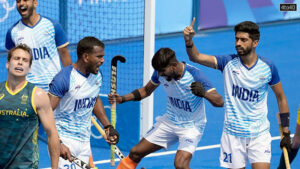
48, 37, 119, 168
0, 44, 60, 169
5, 0, 72, 92
184, 19, 292, 169
278, 105, 300, 169
109, 48, 224, 169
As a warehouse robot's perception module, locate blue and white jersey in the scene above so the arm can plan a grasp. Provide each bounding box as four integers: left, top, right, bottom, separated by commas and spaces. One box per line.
151, 63, 215, 133
216, 54, 280, 137
5, 16, 69, 91
49, 65, 102, 142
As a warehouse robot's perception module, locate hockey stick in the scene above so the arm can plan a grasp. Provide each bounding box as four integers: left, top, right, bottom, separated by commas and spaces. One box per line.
91, 116, 125, 159
71, 154, 91, 169
276, 112, 291, 169
110, 55, 126, 166
38, 136, 92, 168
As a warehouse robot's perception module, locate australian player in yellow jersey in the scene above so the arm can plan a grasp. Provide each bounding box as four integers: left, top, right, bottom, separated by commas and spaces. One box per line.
0, 44, 60, 169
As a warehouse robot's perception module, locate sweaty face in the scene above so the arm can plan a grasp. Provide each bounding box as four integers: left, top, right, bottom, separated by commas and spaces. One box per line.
6, 49, 31, 77
87, 46, 105, 75
16, 0, 36, 19
235, 32, 254, 56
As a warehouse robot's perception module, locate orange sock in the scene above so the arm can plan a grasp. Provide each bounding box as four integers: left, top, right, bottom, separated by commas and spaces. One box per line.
117, 156, 138, 169
89, 154, 95, 168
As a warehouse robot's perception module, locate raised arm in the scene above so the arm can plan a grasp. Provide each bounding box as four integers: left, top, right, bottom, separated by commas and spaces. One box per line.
58, 46, 72, 67
183, 18, 217, 69
108, 80, 159, 104
34, 88, 60, 169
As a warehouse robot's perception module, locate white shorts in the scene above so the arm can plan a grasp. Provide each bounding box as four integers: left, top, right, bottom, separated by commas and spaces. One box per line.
219, 131, 271, 168
144, 116, 203, 154
58, 137, 91, 169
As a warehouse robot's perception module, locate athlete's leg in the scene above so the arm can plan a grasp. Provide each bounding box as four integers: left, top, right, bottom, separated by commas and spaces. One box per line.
174, 150, 192, 169
88, 154, 96, 168
220, 132, 248, 169
248, 133, 271, 169
130, 138, 163, 162
117, 138, 162, 169
174, 125, 202, 169
117, 117, 176, 169
251, 162, 270, 169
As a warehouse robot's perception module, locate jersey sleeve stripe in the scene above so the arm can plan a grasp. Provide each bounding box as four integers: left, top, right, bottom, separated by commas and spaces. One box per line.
57, 42, 69, 49
206, 88, 216, 93
150, 80, 159, 86
48, 92, 61, 98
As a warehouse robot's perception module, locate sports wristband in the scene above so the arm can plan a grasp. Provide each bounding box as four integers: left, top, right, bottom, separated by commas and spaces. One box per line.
186, 43, 193, 48
104, 125, 113, 129
121, 96, 126, 103
280, 112, 290, 127
131, 89, 142, 101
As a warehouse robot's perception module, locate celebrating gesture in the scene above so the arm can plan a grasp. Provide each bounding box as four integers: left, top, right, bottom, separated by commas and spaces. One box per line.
183, 17, 196, 46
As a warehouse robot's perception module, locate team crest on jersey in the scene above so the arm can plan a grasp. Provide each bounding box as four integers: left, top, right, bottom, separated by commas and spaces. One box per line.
232, 69, 240, 75
75, 85, 81, 90
163, 83, 169, 87
0, 93, 4, 100
21, 94, 28, 104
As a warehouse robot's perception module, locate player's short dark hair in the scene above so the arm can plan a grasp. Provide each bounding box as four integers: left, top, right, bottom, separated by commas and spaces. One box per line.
234, 21, 260, 41
7, 44, 33, 66
77, 36, 104, 59
152, 48, 178, 71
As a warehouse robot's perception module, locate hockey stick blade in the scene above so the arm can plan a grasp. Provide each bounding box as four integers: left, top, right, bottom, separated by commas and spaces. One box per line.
71, 154, 91, 169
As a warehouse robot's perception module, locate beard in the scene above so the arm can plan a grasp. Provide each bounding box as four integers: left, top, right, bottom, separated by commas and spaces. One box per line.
236, 46, 252, 56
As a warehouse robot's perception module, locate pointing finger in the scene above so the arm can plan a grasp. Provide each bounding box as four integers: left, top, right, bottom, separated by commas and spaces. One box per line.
190, 17, 195, 27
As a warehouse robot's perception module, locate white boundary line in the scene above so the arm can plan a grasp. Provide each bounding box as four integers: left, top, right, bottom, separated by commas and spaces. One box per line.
42, 135, 293, 168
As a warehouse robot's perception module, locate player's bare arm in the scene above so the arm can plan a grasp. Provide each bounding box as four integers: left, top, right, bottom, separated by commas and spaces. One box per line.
271, 82, 292, 152
93, 97, 119, 145
58, 46, 72, 67
204, 89, 224, 107
48, 93, 72, 162
271, 82, 290, 132
108, 80, 158, 104
48, 93, 61, 110
190, 82, 223, 107
184, 17, 217, 69
34, 88, 60, 169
